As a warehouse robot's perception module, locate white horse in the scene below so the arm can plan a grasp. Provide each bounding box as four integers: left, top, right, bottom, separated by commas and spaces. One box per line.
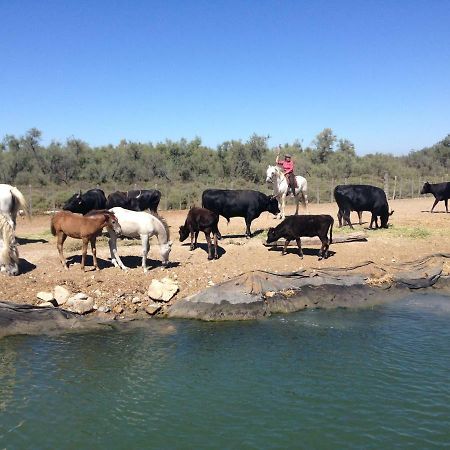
0, 184, 29, 229
0, 214, 19, 276
266, 166, 308, 219
108, 207, 173, 273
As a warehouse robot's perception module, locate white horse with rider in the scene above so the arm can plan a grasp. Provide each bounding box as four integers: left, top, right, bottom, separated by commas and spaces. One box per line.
108, 207, 173, 273
266, 150, 308, 219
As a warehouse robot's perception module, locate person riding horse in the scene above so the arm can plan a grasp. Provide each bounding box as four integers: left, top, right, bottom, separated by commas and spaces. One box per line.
276, 147, 296, 196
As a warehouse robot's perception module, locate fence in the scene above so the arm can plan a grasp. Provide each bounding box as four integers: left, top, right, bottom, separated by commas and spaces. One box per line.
17, 173, 449, 215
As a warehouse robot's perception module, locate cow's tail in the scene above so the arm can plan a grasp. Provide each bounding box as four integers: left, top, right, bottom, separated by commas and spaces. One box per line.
10, 186, 29, 218
329, 219, 333, 244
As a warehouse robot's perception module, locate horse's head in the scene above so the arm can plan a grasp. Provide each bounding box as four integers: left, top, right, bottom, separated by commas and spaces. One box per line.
266, 166, 277, 184
106, 213, 122, 235
160, 240, 173, 266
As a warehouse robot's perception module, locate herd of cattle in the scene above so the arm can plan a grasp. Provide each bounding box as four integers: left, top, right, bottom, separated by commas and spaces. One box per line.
0, 181, 449, 276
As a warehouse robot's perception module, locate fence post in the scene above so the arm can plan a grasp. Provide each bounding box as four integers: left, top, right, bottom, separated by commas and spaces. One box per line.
410, 179, 414, 198
330, 179, 334, 203
316, 185, 320, 204
399, 178, 403, 199
28, 184, 33, 217
392, 175, 397, 200
384, 172, 389, 198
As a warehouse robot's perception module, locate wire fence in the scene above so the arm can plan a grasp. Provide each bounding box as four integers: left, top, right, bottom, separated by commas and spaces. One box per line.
17, 173, 449, 215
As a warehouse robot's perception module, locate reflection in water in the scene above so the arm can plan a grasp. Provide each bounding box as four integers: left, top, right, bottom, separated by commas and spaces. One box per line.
0, 294, 450, 449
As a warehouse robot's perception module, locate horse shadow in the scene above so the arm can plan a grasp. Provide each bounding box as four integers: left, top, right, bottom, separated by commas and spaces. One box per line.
16, 236, 48, 245
268, 246, 336, 259
116, 255, 181, 270
19, 258, 37, 274
181, 242, 226, 258
420, 210, 448, 213
66, 255, 113, 270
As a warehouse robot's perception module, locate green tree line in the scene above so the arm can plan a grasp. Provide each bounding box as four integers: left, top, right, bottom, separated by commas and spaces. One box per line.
0, 128, 448, 211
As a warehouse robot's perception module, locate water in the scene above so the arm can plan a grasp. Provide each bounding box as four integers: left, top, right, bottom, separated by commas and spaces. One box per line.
1, 294, 450, 449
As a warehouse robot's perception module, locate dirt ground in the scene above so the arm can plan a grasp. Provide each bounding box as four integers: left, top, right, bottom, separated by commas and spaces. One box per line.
1, 197, 449, 316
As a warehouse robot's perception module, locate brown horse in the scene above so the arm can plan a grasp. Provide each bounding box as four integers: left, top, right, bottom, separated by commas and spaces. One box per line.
51, 210, 121, 271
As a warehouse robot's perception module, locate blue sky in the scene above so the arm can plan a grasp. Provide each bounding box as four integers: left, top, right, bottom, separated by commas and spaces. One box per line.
1, 0, 449, 154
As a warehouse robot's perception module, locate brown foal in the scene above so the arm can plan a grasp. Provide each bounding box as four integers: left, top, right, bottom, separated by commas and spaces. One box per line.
51, 210, 121, 271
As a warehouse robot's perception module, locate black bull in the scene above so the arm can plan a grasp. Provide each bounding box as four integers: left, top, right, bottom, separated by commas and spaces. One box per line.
106, 190, 161, 212
63, 189, 107, 215
420, 181, 450, 213
202, 189, 280, 237
334, 184, 393, 229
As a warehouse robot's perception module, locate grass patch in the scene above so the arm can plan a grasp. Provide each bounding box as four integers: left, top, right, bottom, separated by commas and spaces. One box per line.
384, 225, 431, 239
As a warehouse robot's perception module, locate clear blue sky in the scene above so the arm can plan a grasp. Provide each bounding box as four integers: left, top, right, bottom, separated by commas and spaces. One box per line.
1, 0, 449, 154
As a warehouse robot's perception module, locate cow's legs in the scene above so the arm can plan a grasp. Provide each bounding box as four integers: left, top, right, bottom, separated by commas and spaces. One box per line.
190, 231, 195, 250
57, 232, 68, 269
194, 231, 199, 247
445, 199, 448, 213
245, 217, 252, 238
295, 238, 303, 259
90, 237, 99, 270
205, 233, 213, 260
337, 209, 343, 227
318, 237, 329, 260
357, 211, 363, 225
141, 234, 150, 273
343, 208, 353, 229
213, 232, 218, 259
283, 240, 290, 256
81, 237, 89, 271
430, 198, 439, 213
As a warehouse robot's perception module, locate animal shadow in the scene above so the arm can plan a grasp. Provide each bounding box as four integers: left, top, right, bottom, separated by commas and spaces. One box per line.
221, 229, 265, 239
182, 242, 226, 258
19, 258, 37, 274
420, 210, 448, 214
268, 246, 336, 259
16, 236, 48, 245
66, 255, 113, 270
117, 255, 180, 269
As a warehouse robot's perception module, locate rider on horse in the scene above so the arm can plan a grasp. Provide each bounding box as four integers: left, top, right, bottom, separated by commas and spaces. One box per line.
276, 146, 296, 196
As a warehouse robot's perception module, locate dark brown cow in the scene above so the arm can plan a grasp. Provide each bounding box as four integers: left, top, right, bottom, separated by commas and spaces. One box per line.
267, 215, 333, 260
179, 207, 220, 260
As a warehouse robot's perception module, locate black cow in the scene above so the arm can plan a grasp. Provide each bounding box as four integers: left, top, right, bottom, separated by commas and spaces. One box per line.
179, 207, 221, 260
334, 184, 393, 229
106, 189, 161, 213
267, 215, 333, 260
420, 181, 450, 213
202, 189, 280, 237
63, 189, 107, 215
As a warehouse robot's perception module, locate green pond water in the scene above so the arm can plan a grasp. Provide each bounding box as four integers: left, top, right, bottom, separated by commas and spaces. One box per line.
1, 294, 450, 449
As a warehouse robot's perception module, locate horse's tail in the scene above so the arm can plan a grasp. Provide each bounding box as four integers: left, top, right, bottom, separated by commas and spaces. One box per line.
50, 217, 57, 236
0, 214, 15, 264
10, 186, 29, 218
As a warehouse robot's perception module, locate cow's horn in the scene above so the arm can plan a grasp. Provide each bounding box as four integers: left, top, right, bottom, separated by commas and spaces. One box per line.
136, 190, 142, 198
389, 210, 394, 216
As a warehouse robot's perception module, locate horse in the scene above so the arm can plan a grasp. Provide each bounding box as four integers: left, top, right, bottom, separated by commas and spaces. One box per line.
0, 184, 29, 229
107, 207, 173, 273
0, 214, 19, 276
266, 166, 308, 219
51, 210, 122, 271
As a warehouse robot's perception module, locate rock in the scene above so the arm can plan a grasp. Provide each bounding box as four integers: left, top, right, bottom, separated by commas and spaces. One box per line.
148, 278, 179, 302
113, 305, 124, 314
38, 301, 55, 308
65, 296, 95, 315
37, 291, 54, 302
98, 306, 111, 313
145, 303, 162, 315
54, 285, 71, 305
74, 292, 89, 300
132, 297, 141, 304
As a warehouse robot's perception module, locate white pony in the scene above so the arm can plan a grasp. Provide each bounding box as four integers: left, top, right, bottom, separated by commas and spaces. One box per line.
0, 184, 29, 228
266, 165, 308, 219
0, 213, 19, 276
108, 207, 173, 273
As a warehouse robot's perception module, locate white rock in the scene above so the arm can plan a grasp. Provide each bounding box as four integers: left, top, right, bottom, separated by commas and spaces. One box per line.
148, 277, 179, 302
36, 291, 54, 302
65, 296, 94, 314
98, 306, 111, 313
74, 292, 89, 300
145, 303, 162, 315
132, 297, 141, 304
54, 285, 71, 305
38, 301, 55, 308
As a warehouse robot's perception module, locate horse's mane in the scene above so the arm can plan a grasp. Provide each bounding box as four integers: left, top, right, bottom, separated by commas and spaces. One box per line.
148, 211, 170, 240
85, 209, 114, 217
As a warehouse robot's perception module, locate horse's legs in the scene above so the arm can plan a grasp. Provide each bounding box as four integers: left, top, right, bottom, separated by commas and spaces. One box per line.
294, 194, 299, 215
57, 232, 68, 269
108, 230, 126, 270
90, 237, 99, 270
205, 232, 213, 260
141, 234, 150, 273
81, 237, 89, 271
280, 195, 286, 220
296, 238, 303, 259
303, 191, 309, 214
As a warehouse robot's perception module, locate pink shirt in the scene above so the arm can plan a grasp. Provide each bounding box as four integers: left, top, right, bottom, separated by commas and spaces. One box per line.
277, 159, 294, 174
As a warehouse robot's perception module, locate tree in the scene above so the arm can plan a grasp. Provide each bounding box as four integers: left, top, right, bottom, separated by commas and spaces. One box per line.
313, 128, 336, 163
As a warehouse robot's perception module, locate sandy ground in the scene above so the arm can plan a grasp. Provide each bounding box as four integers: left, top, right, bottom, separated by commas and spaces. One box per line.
1, 197, 449, 316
